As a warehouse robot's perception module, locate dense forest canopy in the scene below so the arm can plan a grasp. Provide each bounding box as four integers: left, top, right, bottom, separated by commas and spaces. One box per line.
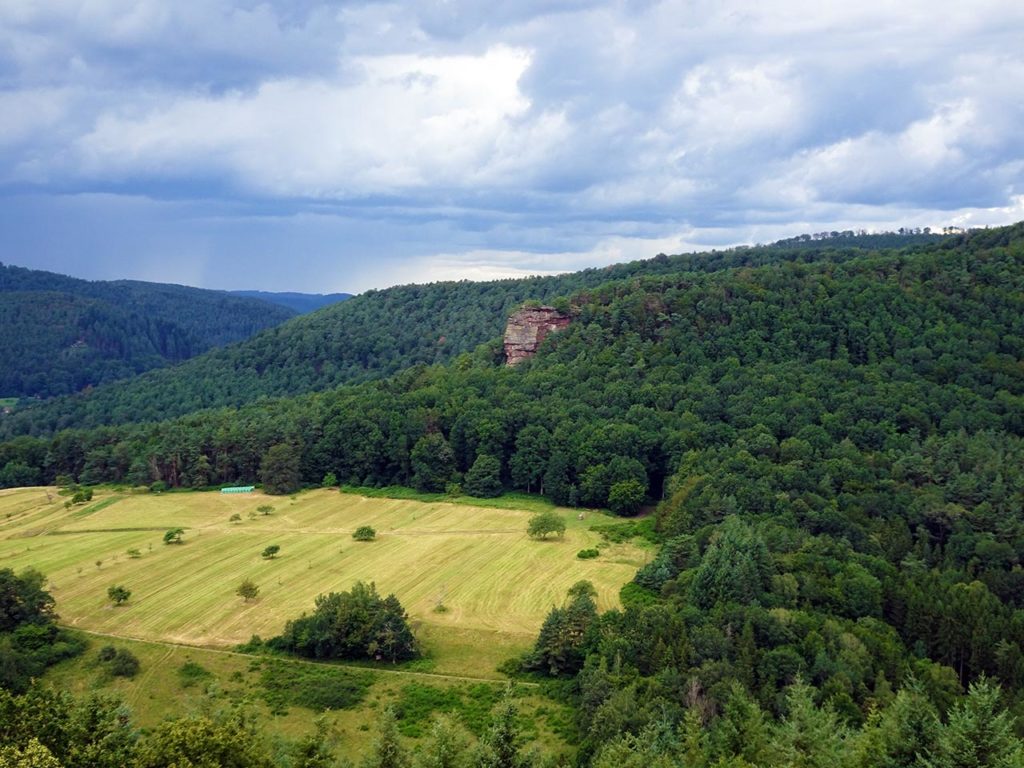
0, 263, 296, 399
0, 229, 954, 437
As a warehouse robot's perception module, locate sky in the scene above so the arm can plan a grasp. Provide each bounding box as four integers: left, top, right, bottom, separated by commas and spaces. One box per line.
1, 1, 1023, 294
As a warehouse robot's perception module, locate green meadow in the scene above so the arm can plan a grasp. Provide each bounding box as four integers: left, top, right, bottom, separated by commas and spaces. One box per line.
0, 485, 647, 676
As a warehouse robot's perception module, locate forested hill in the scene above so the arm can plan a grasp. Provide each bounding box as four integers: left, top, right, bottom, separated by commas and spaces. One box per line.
0, 229, 961, 437
0, 264, 297, 399
228, 290, 353, 313
1, 222, 1023, 757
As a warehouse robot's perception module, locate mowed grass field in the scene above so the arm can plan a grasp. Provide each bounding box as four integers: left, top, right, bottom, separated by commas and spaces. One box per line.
0, 486, 648, 675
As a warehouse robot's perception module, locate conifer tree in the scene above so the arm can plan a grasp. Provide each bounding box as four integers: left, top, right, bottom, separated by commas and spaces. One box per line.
769, 679, 849, 768
473, 691, 534, 768
934, 678, 1022, 768
362, 706, 409, 768
415, 716, 469, 768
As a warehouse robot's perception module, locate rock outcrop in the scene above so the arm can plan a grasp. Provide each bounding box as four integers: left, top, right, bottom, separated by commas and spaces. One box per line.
503, 306, 570, 366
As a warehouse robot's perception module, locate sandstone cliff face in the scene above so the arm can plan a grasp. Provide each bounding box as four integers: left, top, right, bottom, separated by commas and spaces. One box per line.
503, 306, 570, 366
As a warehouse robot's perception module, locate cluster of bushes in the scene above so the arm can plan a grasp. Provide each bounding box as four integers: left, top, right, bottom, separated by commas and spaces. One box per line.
268, 581, 418, 663
97, 645, 139, 678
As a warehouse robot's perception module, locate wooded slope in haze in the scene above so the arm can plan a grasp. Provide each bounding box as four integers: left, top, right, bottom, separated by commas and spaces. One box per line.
0, 263, 296, 399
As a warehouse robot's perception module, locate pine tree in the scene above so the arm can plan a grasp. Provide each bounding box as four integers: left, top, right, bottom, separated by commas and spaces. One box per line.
473, 691, 534, 768
362, 706, 409, 768
769, 679, 849, 768
292, 717, 335, 768
415, 716, 469, 768
690, 516, 771, 609
851, 682, 939, 768
710, 684, 770, 765
934, 678, 1022, 768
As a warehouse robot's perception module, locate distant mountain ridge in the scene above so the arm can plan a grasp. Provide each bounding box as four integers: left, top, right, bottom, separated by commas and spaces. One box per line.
0, 263, 296, 398
228, 290, 352, 314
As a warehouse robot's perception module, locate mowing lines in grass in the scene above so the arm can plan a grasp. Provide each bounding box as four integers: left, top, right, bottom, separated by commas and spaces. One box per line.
0, 487, 645, 673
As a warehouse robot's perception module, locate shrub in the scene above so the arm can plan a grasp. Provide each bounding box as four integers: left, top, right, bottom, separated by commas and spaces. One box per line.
576, 548, 599, 559
110, 649, 139, 678
178, 661, 213, 688
98, 646, 139, 677
258, 659, 373, 713
71, 489, 93, 505
393, 682, 501, 737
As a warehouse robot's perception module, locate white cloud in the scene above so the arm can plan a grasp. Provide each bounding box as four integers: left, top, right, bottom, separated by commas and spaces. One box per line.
73, 45, 570, 195
0, 88, 72, 147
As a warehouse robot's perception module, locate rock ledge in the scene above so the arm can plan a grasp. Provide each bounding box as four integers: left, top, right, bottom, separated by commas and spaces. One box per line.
503, 306, 570, 366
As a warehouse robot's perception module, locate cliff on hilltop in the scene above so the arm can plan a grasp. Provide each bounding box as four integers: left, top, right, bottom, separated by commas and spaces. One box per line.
503, 306, 571, 365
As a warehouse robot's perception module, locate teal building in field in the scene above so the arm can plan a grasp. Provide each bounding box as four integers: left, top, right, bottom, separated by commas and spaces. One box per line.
221, 486, 255, 494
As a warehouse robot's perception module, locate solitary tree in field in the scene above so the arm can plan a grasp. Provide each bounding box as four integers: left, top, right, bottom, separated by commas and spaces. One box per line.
236, 579, 260, 602
261, 544, 281, 560
229, 513, 242, 523
107, 585, 131, 606
527, 511, 566, 540
257, 505, 274, 516
163, 527, 184, 545
353, 526, 376, 541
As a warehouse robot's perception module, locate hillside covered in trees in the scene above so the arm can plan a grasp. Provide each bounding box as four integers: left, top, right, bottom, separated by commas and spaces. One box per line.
0, 229, 948, 437
0, 263, 297, 399
2, 223, 1022, 764
228, 289, 353, 314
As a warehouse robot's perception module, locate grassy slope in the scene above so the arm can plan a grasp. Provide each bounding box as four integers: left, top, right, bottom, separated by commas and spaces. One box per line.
43, 631, 574, 761
0, 486, 647, 677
